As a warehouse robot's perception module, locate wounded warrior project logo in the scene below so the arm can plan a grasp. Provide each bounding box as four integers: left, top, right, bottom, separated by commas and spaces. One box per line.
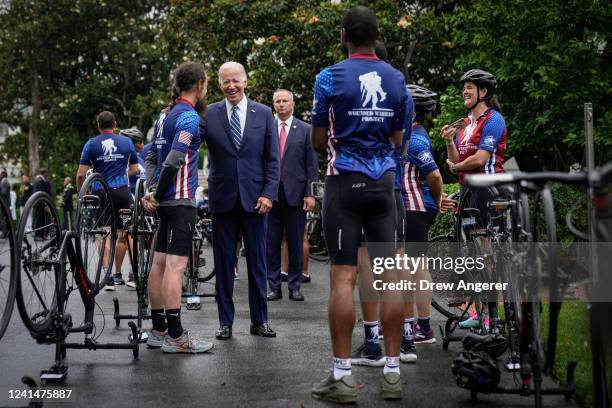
348, 71, 394, 123
98, 138, 123, 162
101, 139, 117, 156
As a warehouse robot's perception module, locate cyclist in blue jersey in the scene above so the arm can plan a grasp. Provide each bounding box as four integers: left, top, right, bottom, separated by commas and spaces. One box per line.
120, 127, 146, 288
142, 61, 213, 354
400, 85, 443, 362
351, 40, 415, 368
310, 6, 409, 403
77, 111, 139, 291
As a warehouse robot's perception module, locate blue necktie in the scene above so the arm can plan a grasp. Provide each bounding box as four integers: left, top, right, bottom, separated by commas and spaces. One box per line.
230, 105, 241, 149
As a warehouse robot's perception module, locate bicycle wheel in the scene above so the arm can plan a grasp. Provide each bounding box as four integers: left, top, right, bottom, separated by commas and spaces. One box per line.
0, 198, 17, 340
428, 235, 467, 319
531, 186, 557, 372
132, 179, 153, 313
75, 173, 117, 292
196, 217, 215, 283
307, 213, 328, 262
15, 192, 61, 335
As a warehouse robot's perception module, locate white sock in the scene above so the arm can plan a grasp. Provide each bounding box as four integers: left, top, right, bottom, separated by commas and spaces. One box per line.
383, 356, 400, 374
403, 318, 414, 341
333, 357, 351, 380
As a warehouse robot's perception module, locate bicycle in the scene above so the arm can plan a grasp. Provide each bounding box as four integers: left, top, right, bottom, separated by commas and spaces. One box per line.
306, 181, 328, 262
15, 173, 139, 383
182, 203, 215, 310
0, 196, 17, 340
463, 169, 612, 406
113, 178, 156, 339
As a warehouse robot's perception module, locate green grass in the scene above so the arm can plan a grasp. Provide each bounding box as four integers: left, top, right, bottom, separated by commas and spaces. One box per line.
541, 302, 593, 407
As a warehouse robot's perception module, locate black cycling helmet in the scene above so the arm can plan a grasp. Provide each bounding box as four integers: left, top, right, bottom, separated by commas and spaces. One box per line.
462, 332, 508, 359
120, 127, 144, 143
460, 69, 497, 110
407, 84, 438, 113
452, 351, 501, 392
460, 69, 497, 92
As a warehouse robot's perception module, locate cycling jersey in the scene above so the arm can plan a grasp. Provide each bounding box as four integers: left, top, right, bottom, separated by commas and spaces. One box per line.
394, 96, 415, 191
128, 150, 146, 195
151, 99, 201, 202
79, 131, 138, 189
311, 54, 408, 180
455, 109, 506, 184
403, 124, 438, 212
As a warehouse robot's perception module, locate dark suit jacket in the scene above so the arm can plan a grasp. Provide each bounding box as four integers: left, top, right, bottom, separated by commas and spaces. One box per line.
277, 117, 319, 206
203, 98, 280, 213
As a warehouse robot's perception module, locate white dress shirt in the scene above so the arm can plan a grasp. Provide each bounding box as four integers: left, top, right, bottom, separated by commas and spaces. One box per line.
277, 115, 293, 139
225, 96, 248, 137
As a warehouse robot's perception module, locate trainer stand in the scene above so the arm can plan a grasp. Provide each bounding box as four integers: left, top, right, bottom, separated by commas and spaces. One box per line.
468, 360, 577, 402
39, 307, 140, 384
39, 227, 140, 383
112, 209, 151, 342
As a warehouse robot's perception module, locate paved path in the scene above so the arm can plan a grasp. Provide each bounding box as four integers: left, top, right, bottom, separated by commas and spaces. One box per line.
0, 256, 579, 407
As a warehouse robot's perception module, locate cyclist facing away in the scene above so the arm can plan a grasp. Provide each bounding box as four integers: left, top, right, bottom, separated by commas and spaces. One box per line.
310, 6, 409, 403
351, 40, 415, 369
441, 69, 507, 328
142, 61, 213, 354
400, 85, 444, 360
76, 111, 139, 290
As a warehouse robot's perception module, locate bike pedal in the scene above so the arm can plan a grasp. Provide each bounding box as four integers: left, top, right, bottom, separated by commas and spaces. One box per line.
40, 366, 68, 383
129, 332, 149, 343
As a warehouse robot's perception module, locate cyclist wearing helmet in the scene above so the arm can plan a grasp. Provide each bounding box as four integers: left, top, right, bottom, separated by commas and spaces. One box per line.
400, 85, 443, 362
120, 127, 146, 196
441, 69, 506, 227
120, 126, 146, 288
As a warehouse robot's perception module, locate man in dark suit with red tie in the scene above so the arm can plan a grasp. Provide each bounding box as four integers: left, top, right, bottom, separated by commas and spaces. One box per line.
266, 89, 318, 302
203, 61, 280, 340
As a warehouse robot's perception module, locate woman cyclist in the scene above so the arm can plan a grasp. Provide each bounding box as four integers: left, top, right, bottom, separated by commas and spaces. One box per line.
400, 85, 443, 363
441, 69, 507, 330
441, 69, 506, 223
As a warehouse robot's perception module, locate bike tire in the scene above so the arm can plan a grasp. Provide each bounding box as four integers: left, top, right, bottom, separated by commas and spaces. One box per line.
75, 173, 117, 293
133, 179, 153, 321
428, 235, 464, 319
0, 197, 17, 340
15, 192, 61, 335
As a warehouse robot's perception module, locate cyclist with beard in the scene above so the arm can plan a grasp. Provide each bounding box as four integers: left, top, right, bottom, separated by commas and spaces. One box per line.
142, 61, 214, 353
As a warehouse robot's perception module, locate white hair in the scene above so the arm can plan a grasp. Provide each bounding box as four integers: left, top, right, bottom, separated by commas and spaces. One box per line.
273, 89, 294, 101
218, 61, 247, 84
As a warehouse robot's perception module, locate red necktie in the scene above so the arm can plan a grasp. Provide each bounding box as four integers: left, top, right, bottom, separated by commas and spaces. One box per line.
279, 122, 288, 160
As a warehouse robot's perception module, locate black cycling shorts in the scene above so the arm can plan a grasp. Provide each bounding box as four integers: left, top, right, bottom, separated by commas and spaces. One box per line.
323, 171, 396, 265
460, 185, 493, 228
94, 186, 133, 228
404, 211, 437, 244
395, 190, 406, 243
154, 205, 197, 257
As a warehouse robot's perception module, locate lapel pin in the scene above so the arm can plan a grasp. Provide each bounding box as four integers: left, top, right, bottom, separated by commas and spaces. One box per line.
293, 125, 297, 129
251, 109, 256, 113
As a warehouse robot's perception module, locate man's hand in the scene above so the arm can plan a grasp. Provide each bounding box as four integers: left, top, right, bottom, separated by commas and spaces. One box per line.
446, 159, 459, 174
254, 196, 273, 214
303, 196, 316, 212
141, 192, 159, 212
439, 193, 456, 214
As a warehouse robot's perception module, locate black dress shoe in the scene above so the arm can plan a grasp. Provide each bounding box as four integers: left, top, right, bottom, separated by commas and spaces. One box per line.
215, 325, 232, 340
300, 273, 311, 283
250, 323, 276, 337
267, 289, 282, 301
289, 289, 304, 301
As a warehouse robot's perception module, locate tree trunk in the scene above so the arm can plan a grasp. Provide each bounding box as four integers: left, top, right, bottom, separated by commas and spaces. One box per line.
29, 62, 41, 179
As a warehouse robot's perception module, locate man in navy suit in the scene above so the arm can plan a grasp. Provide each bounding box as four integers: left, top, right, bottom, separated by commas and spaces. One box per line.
203, 61, 280, 340
266, 89, 318, 302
